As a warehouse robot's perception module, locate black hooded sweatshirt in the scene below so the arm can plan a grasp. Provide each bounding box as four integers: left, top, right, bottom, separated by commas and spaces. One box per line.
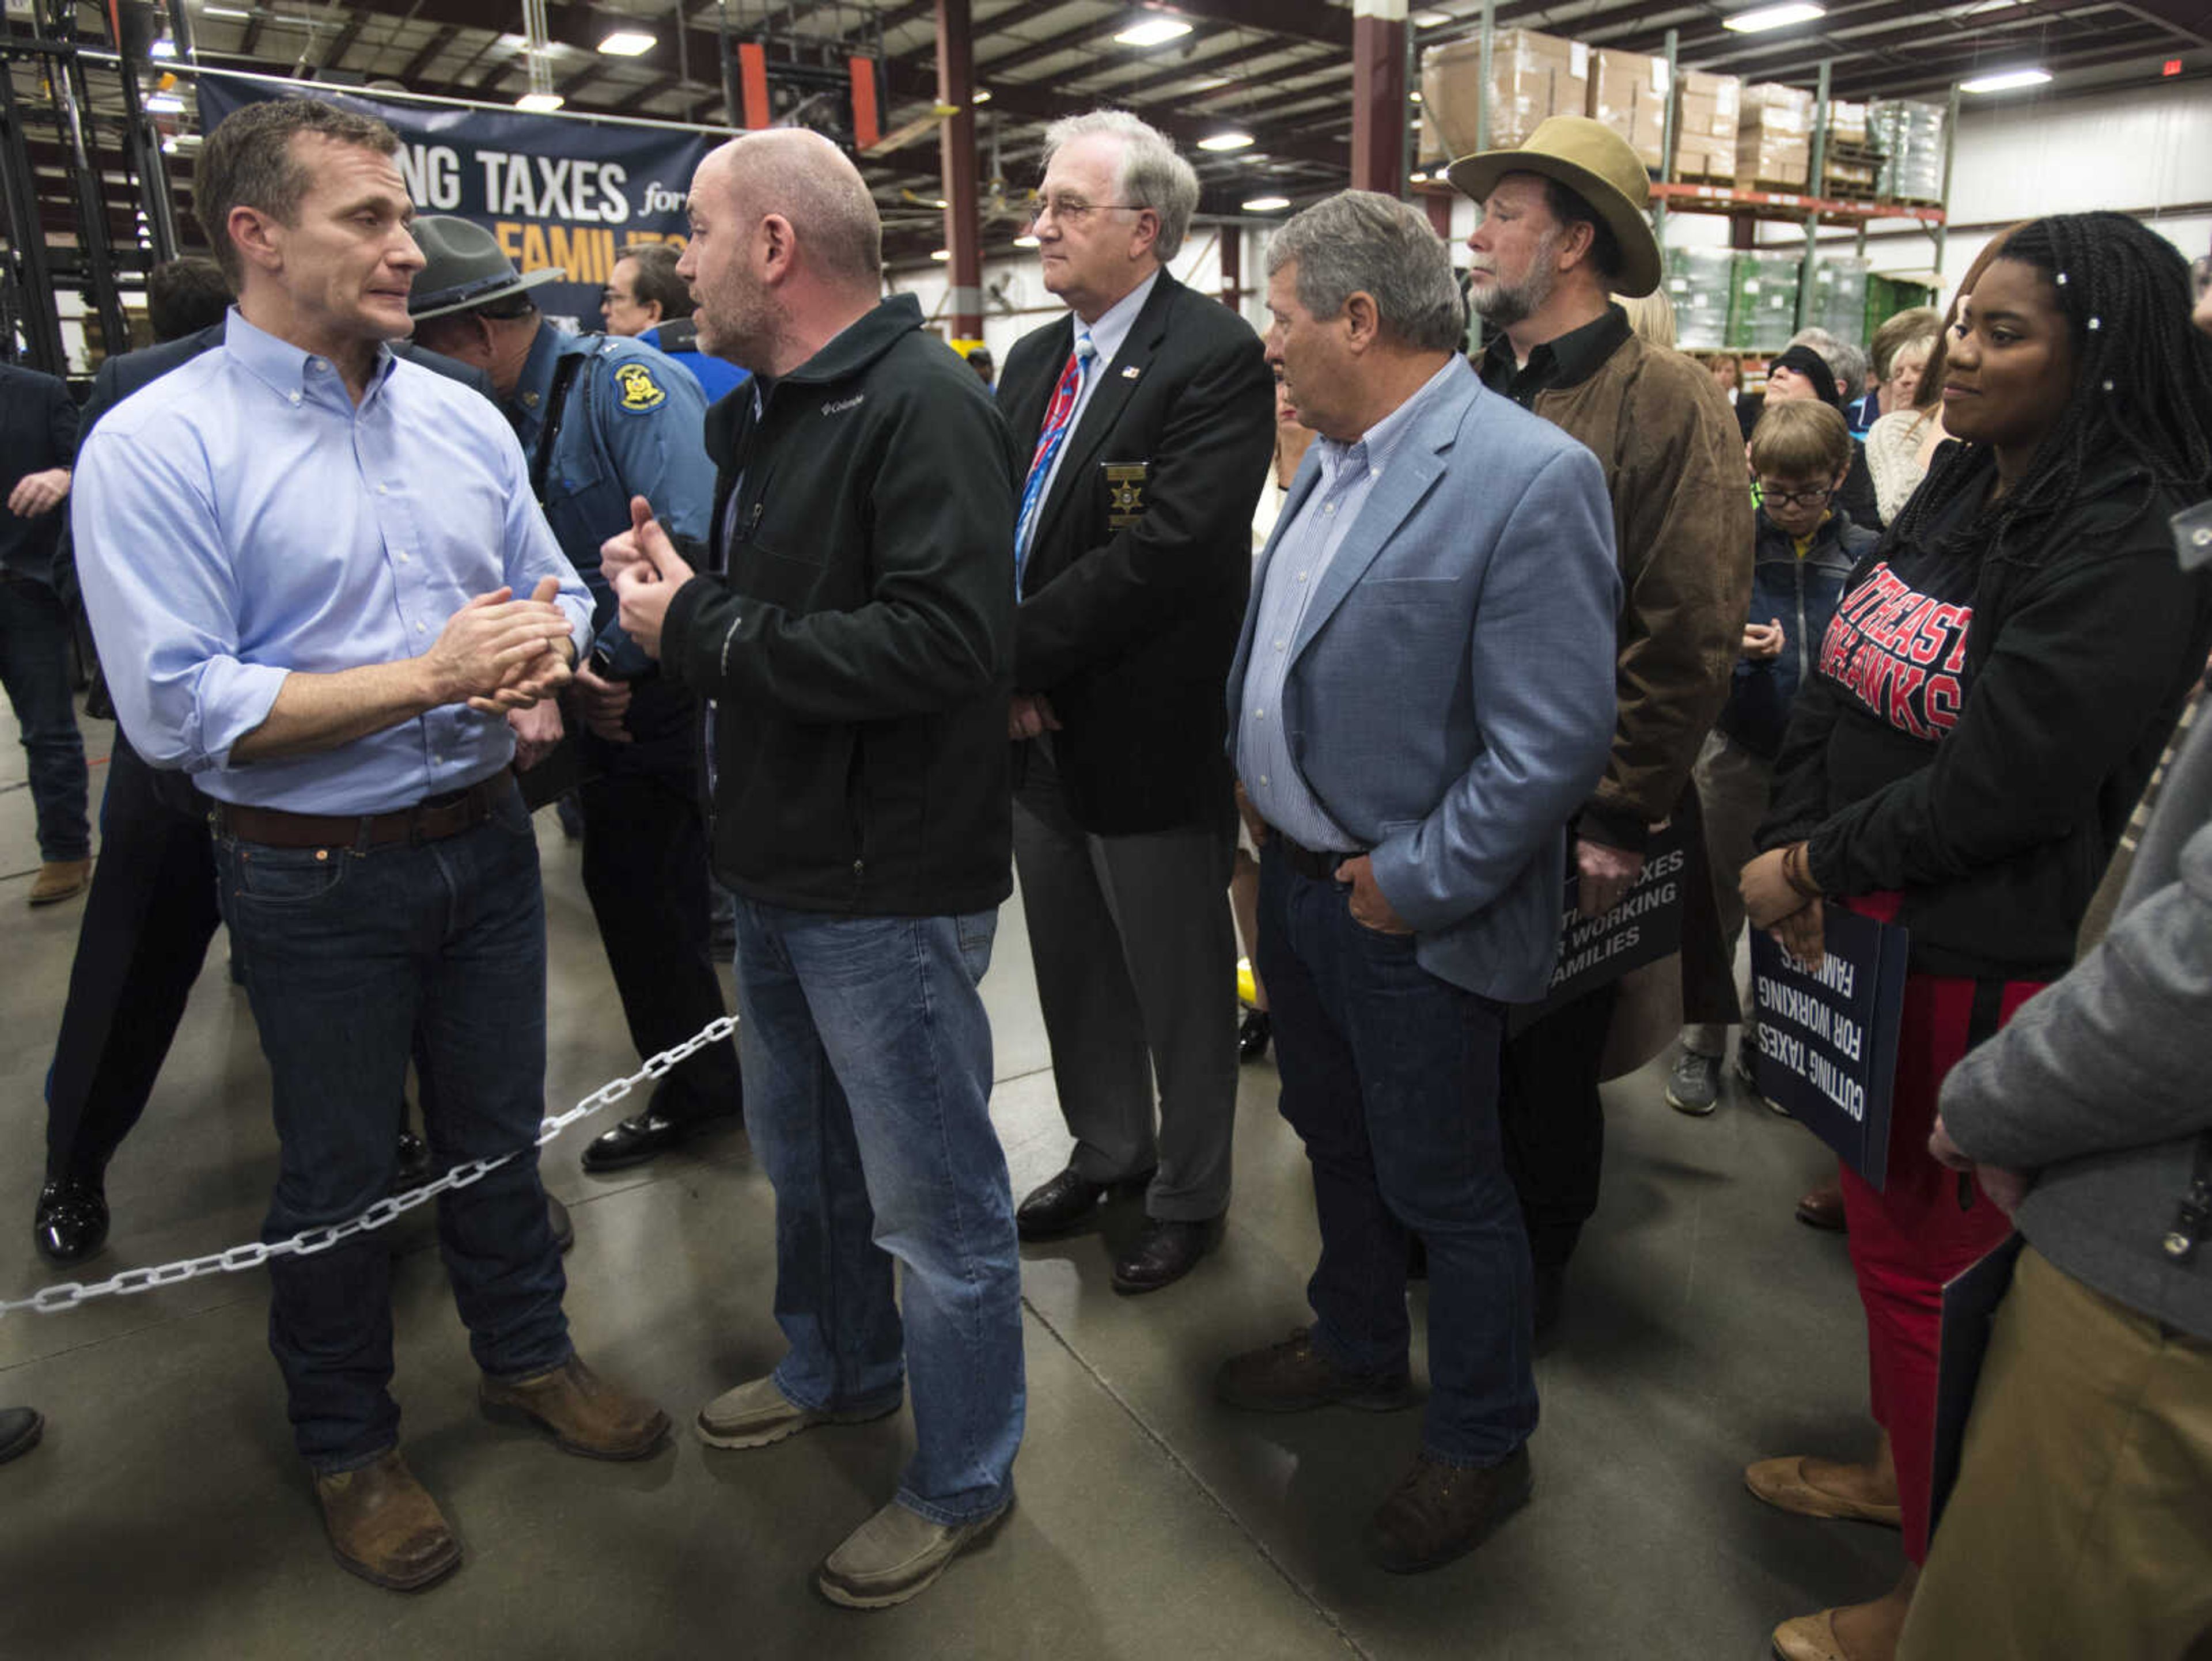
1760, 443, 2212, 981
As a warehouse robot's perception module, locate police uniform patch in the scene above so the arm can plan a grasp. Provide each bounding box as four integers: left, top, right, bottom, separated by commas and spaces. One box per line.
613, 362, 667, 413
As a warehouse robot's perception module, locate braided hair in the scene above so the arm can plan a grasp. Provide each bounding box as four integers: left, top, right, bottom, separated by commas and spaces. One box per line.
1891, 211, 2212, 566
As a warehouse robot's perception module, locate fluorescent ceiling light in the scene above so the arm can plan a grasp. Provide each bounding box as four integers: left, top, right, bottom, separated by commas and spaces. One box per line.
200, 3, 251, 17
597, 29, 656, 55
1409, 89, 1423, 102
1198, 130, 1254, 151
1187, 74, 1231, 89
1114, 18, 1193, 47
1723, 2, 1825, 30
1412, 10, 1453, 24
972, 88, 992, 102
148, 36, 176, 57
1960, 66, 2051, 91
516, 91, 565, 112
929, 248, 951, 261
1241, 195, 1290, 212
1013, 234, 1040, 248
1410, 169, 1429, 182
145, 91, 185, 112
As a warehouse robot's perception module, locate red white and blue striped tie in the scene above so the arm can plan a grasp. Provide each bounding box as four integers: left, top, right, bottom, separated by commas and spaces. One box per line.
1013, 329, 1096, 589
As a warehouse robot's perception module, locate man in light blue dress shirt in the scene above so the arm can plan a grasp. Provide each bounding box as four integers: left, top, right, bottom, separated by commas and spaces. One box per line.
70, 97, 668, 1592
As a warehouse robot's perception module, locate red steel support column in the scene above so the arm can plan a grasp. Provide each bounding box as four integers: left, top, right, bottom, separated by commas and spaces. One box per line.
1424, 191, 1452, 238
1350, 0, 1408, 196
936, 0, 983, 352
1219, 224, 1241, 309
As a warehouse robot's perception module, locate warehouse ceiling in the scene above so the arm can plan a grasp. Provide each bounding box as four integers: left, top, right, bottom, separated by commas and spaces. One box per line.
5, 0, 2206, 274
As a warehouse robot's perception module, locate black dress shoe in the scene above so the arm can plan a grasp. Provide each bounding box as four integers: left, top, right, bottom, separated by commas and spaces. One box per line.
581, 1109, 687, 1174
1238, 1008, 1272, 1062
1111, 1216, 1222, 1294
0, 1406, 43, 1466
33, 1178, 108, 1266
547, 1196, 575, 1254
391, 1128, 433, 1191
1015, 1165, 1152, 1241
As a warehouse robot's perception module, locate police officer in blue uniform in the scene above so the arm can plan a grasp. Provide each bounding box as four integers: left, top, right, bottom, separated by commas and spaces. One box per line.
408, 218, 742, 1171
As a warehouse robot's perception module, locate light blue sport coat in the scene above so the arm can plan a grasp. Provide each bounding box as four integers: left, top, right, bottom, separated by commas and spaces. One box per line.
1227, 356, 1622, 1003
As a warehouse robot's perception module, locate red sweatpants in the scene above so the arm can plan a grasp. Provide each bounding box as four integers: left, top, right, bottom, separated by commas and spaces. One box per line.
1835, 916, 2040, 1564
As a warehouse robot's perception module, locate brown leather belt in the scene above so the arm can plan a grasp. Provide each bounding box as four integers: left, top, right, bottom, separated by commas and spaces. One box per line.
1271, 826, 1355, 882
214, 776, 510, 850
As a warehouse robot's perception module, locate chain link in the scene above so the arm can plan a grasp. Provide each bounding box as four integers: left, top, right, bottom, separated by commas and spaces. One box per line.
0, 1013, 740, 1319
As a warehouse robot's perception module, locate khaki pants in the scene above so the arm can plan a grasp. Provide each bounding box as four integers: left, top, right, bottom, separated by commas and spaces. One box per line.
1680, 731, 1772, 1057
1899, 1245, 2212, 1661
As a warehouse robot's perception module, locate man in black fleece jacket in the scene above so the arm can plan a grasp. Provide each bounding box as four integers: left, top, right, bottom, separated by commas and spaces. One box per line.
607, 128, 1024, 1612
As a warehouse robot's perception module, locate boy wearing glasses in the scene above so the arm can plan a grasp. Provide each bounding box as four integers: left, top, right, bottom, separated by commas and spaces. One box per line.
1668, 398, 1876, 1116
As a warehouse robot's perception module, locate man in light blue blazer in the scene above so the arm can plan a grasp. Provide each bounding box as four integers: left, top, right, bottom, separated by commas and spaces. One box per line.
1212, 192, 1620, 1575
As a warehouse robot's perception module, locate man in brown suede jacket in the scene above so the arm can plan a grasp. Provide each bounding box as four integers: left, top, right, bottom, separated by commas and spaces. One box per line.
1452, 117, 1753, 1330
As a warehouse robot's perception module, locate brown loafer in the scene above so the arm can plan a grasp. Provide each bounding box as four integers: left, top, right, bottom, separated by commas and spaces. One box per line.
1744, 1455, 1902, 1527
28, 859, 91, 907
1771, 1607, 1854, 1661
1368, 1445, 1532, 1573
479, 1353, 670, 1460
314, 1450, 461, 1591
1214, 1328, 1415, 1414
1794, 1181, 1848, 1232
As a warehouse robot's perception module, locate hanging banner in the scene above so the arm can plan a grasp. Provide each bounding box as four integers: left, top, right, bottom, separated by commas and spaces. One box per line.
194, 71, 716, 332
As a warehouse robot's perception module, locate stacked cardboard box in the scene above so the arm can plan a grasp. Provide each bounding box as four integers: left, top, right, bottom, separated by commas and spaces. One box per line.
1587, 47, 1668, 172
1728, 249, 1802, 353
1666, 247, 1735, 351
1673, 69, 1740, 180
1870, 98, 1947, 202
1736, 82, 1814, 189
1421, 29, 1592, 157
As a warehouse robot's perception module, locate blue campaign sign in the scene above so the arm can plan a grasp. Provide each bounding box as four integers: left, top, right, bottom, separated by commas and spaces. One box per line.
1750, 907, 1910, 1189
194, 71, 717, 333
1512, 819, 1692, 1028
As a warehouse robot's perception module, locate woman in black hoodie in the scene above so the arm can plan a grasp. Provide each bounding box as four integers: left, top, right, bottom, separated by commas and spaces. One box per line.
1737, 214, 2212, 1661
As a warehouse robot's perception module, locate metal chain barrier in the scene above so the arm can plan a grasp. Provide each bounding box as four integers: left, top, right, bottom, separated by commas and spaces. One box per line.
0, 1013, 740, 1319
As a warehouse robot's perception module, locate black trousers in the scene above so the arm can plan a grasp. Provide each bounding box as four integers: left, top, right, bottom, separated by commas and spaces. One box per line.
575, 718, 740, 1123
44, 731, 221, 1184
1497, 979, 1623, 1273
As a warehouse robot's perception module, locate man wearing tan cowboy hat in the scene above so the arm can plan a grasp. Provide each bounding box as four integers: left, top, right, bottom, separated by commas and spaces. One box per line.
1450, 116, 1752, 1332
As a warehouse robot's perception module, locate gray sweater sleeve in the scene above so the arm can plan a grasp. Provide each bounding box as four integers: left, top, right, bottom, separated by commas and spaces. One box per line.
1940, 810, 2212, 1169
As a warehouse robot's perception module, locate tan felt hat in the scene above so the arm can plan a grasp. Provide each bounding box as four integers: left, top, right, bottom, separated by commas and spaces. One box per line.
1446, 115, 1664, 298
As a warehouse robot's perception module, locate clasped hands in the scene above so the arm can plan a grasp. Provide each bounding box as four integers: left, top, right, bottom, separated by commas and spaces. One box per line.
427, 575, 574, 717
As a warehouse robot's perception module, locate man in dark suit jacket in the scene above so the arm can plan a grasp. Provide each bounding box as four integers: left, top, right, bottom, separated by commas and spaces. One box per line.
999, 110, 1274, 1293
32, 319, 503, 1266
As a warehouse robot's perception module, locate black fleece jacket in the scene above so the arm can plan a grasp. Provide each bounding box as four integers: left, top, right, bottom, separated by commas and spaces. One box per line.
1760, 446, 2212, 981
660, 295, 1020, 916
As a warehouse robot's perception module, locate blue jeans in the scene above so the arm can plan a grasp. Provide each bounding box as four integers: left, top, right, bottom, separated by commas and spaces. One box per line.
0, 573, 88, 862
215, 778, 570, 1473
1256, 841, 1537, 1467
733, 898, 1024, 1524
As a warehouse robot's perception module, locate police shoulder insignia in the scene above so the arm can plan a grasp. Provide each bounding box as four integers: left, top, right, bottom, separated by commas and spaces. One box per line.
613, 361, 667, 413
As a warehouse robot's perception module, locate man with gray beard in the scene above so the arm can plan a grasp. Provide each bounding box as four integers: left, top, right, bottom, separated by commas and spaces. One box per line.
1455, 118, 1752, 1331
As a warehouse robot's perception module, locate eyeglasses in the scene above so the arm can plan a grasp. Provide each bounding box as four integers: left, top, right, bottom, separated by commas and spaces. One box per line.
1029, 194, 1145, 226
1759, 484, 1835, 510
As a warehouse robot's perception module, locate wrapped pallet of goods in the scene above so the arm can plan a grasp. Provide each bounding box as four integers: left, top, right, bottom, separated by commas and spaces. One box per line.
1421, 28, 1592, 157
1587, 47, 1669, 172
1820, 100, 1882, 200
1807, 257, 1871, 342
1729, 248, 1802, 353
1870, 98, 1948, 203
1673, 69, 1741, 183
1736, 82, 1814, 191
1667, 247, 1735, 351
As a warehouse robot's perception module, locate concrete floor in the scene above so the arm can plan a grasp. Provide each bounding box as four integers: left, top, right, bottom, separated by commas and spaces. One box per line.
0, 700, 1899, 1660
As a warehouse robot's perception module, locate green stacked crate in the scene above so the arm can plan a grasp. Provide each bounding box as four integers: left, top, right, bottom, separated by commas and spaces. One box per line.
1728, 249, 1801, 354
1665, 247, 1734, 352
1863, 273, 1938, 343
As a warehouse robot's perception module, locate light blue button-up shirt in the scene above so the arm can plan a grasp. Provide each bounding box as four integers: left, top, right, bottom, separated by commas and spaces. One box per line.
73, 309, 592, 815
1237, 356, 1463, 853
1027, 267, 1158, 523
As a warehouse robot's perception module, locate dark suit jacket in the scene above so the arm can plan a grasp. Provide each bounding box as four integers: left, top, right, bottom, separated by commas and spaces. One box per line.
54, 323, 495, 610
999, 272, 1273, 836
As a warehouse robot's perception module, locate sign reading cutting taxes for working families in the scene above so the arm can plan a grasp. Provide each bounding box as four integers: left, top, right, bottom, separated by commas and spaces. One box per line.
195, 71, 717, 334
1513, 818, 1691, 1027
1750, 908, 1910, 1190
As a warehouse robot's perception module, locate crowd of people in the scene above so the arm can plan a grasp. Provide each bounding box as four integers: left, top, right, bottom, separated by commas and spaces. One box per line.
1, 92, 2208, 1656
